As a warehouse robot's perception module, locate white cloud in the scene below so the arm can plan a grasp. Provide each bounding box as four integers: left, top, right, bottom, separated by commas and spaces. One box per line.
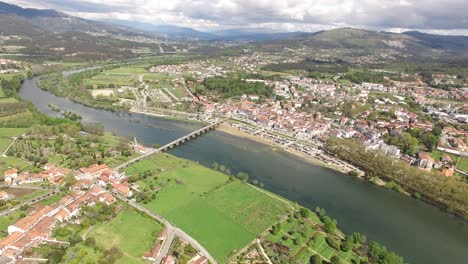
3, 0, 468, 35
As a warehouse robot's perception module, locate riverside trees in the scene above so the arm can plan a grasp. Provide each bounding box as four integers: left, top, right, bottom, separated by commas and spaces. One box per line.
326, 137, 468, 217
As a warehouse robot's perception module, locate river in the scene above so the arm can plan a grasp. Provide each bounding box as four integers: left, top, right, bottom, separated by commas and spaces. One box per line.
19, 77, 468, 264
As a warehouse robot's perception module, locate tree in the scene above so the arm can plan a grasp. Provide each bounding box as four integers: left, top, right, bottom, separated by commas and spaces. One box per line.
211, 162, 219, 170
341, 235, 354, 252
299, 207, 310, 218
64, 173, 77, 187
236, 172, 249, 182
310, 254, 322, 264
352, 232, 362, 244
330, 256, 341, 264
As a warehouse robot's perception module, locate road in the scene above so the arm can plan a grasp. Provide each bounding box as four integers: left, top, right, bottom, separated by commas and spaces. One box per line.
113, 193, 217, 264
0, 188, 58, 217
257, 238, 273, 264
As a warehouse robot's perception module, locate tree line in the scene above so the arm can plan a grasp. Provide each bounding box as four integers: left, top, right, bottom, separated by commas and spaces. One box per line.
326, 137, 468, 218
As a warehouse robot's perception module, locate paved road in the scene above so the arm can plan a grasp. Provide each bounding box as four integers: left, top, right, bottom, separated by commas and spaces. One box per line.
0, 188, 58, 217
0, 185, 53, 190
113, 192, 217, 264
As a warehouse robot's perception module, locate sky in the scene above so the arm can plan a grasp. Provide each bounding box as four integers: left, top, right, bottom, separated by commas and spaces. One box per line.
4, 0, 468, 35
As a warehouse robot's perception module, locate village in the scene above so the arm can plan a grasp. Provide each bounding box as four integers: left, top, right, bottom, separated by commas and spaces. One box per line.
135, 54, 468, 179
0, 139, 211, 264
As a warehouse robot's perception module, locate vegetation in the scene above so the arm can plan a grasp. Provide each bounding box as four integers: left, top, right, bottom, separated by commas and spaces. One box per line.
326, 137, 468, 217
124, 154, 289, 262
201, 76, 274, 99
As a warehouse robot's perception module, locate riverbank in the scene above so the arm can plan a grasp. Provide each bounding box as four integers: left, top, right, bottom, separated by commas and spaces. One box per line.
217, 123, 362, 176
19, 75, 468, 264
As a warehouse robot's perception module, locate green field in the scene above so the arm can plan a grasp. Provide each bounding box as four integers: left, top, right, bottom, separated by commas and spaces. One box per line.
457, 156, 468, 173
339, 79, 353, 86
89, 208, 163, 264
124, 154, 290, 262
0, 138, 12, 153
0, 97, 19, 104
0, 88, 5, 98
85, 65, 151, 87
0, 127, 27, 137
0, 157, 34, 173
0, 211, 23, 238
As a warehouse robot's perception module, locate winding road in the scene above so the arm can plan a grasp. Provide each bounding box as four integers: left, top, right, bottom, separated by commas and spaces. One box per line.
112, 192, 217, 264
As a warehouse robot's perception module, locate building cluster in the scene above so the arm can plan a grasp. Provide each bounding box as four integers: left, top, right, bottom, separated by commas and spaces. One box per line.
4, 163, 70, 186
196, 73, 467, 176
3, 162, 134, 198
0, 187, 116, 264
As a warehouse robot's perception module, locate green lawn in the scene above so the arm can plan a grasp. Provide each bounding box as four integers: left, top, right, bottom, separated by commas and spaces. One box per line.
457, 156, 468, 173
339, 79, 352, 86
0, 138, 12, 153
0, 157, 34, 173
89, 208, 163, 264
39, 192, 68, 206
127, 154, 290, 262
0, 211, 24, 238
85, 65, 151, 87
0, 97, 19, 104
0, 127, 27, 137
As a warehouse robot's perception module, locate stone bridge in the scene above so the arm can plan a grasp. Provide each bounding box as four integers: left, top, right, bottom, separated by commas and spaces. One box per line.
115, 118, 228, 170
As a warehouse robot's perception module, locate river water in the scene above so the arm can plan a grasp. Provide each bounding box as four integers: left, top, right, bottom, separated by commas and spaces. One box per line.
19, 77, 468, 264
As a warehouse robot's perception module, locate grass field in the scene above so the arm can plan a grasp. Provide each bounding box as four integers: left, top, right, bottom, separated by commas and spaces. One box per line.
124, 154, 290, 262
0, 211, 23, 238
0, 97, 19, 104
0, 127, 27, 137
85, 65, 151, 87
457, 156, 468, 173
339, 79, 353, 86
0, 157, 33, 173
89, 208, 163, 264
0, 138, 12, 154
0, 111, 33, 125
0, 88, 5, 98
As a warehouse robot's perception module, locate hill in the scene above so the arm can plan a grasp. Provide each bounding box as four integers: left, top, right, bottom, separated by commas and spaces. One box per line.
254, 28, 468, 63
0, 1, 154, 37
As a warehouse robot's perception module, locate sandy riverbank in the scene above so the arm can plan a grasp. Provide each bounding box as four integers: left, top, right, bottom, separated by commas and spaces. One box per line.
217, 123, 362, 176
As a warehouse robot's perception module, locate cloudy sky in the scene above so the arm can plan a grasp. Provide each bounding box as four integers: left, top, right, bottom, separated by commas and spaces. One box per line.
5, 0, 468, 35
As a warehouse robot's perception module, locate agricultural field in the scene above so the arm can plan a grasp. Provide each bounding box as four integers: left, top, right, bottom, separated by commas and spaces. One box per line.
262, 211, 363, 264
89, 208, 163, 264
124, 154, 290, 262
84, 65, 150, 87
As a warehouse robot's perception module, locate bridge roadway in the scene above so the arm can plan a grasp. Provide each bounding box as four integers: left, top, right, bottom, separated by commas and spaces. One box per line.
115, 118, 228, 171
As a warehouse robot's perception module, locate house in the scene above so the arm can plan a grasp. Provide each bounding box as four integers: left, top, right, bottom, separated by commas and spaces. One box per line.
3, 169, 18, 186
42, 163, 70, 183
8, 206, 54, 234
162, 255, 176, 264
99, 193, 116, 205
418, 152, 435, 171
0, 191, 8, 200
112, 183, 133, 197
76, 164, 109, 180
440, 167, 455, 177
70, 179, 94, 191
143, 229, 167, 261
188, 255, 208, 264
